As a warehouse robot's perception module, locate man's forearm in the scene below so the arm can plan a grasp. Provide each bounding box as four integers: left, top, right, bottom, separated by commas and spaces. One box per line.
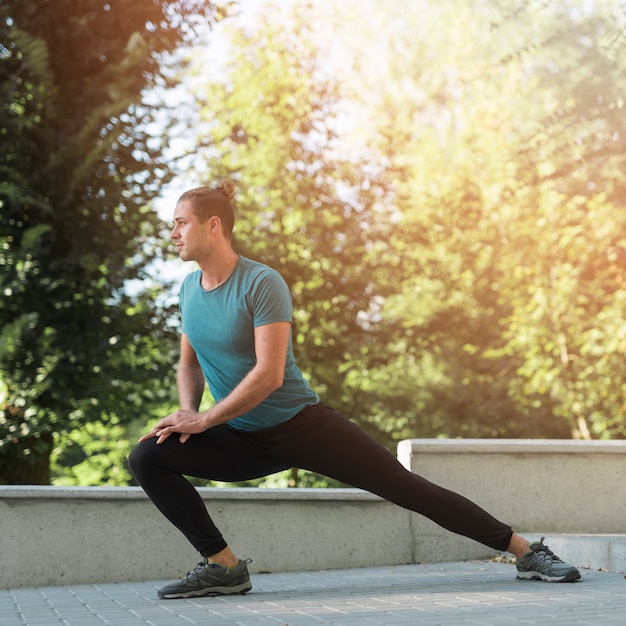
178, 363, 206, 411
200, 364, 282, 429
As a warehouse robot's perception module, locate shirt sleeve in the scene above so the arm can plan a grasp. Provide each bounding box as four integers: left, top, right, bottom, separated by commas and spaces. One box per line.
247, 269, 293, 327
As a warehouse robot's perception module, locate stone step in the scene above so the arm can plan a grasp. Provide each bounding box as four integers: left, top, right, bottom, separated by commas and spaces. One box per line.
535, 534, 626, 573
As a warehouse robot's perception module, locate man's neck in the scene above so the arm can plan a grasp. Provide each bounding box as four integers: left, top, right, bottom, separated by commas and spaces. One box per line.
198, 249, 240, 291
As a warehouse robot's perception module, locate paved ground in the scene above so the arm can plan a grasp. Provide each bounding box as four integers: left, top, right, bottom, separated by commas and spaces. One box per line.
1, 560, 625, 626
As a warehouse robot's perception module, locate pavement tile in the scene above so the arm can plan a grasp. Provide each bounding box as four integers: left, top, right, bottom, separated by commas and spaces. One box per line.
2, 561, 625, 625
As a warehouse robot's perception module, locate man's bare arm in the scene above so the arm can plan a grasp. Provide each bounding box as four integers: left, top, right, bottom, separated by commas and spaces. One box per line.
139, 322, 290, 444
177, 333, 205, 411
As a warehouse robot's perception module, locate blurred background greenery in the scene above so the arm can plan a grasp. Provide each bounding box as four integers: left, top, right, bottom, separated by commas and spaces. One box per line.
1, 0, 625, 487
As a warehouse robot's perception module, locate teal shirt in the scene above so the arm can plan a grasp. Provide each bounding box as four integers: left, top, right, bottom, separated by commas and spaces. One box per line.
179, 256, 319, 430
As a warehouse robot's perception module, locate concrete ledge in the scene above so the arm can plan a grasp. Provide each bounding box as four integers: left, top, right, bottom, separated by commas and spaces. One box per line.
398, 439, 626, 533
545, 534, 626, 574
1, 486, 417, 588
1, 484, 505, 588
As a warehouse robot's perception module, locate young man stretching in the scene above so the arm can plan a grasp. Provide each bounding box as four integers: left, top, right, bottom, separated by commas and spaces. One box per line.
129, 181, 580, 599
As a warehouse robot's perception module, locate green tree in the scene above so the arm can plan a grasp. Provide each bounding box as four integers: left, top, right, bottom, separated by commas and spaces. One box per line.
50, 418, 133, 486
361, 0, 626, 438
0, 0, 219, 484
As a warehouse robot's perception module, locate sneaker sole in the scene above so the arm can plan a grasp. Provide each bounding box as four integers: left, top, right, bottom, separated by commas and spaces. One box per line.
516, 570, 581, 583
158, 581, 252, 599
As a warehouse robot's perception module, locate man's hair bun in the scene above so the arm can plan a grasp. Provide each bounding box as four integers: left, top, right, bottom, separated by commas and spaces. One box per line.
215, 179, 235, 201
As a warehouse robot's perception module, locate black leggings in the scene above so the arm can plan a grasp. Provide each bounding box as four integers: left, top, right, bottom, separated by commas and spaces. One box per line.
128, 403, 513, 557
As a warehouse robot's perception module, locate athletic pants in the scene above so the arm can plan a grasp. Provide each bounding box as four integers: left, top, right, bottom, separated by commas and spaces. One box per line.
128, 402, 513, 557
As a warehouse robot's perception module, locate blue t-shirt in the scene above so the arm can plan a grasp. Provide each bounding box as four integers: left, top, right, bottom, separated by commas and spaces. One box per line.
179, 256, 319, 430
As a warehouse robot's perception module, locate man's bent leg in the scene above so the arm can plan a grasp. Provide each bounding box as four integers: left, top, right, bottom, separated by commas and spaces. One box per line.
128, 424, 288, 556
129, 437, 229, 555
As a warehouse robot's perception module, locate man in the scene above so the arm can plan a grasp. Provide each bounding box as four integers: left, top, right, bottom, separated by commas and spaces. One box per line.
129, 181, 581, 599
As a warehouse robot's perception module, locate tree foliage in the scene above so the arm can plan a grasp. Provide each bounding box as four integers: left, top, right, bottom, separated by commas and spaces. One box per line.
4, 0, 624, 487
366, 0, 626, 440
182, 0, 626, 463
0, 0, 218, 483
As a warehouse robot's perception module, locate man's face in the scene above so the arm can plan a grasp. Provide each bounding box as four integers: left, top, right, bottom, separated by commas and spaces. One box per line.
170, 200, 211, 262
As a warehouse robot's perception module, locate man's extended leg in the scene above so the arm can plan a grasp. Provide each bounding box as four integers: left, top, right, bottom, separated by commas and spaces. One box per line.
247, 403, 580, 582
248, 403, 514, 550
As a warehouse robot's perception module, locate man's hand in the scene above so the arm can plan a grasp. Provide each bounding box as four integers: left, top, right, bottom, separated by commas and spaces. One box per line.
139, 409, 209, 444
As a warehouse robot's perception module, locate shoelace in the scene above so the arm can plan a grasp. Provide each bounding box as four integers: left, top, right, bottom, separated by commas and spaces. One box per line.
184, 558, 249, 581
534, 537, 564, 562
185, 560, 217, 580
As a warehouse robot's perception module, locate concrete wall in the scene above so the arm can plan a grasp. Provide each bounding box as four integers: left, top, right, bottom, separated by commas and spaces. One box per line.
1, 487, 421, 588
397, 439, 626, 533
3, 439, 626, 588
2, 484, 498, 589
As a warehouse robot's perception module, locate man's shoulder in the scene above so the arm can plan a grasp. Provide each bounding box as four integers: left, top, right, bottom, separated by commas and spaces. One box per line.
238, 256, 274, 272
180, 269, 201, 291
237, 258, 290, 307
238, 257, 283, 282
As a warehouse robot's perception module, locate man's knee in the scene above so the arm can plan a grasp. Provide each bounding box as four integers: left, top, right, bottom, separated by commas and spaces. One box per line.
128, 440, 157, 482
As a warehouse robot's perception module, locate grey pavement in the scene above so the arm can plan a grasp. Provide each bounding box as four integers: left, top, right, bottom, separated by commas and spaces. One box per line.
1, 560, 625, 626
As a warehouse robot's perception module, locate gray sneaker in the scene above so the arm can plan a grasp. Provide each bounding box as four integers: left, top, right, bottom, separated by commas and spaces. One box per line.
516, 538, 581, 582
158, 558, 252, 599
